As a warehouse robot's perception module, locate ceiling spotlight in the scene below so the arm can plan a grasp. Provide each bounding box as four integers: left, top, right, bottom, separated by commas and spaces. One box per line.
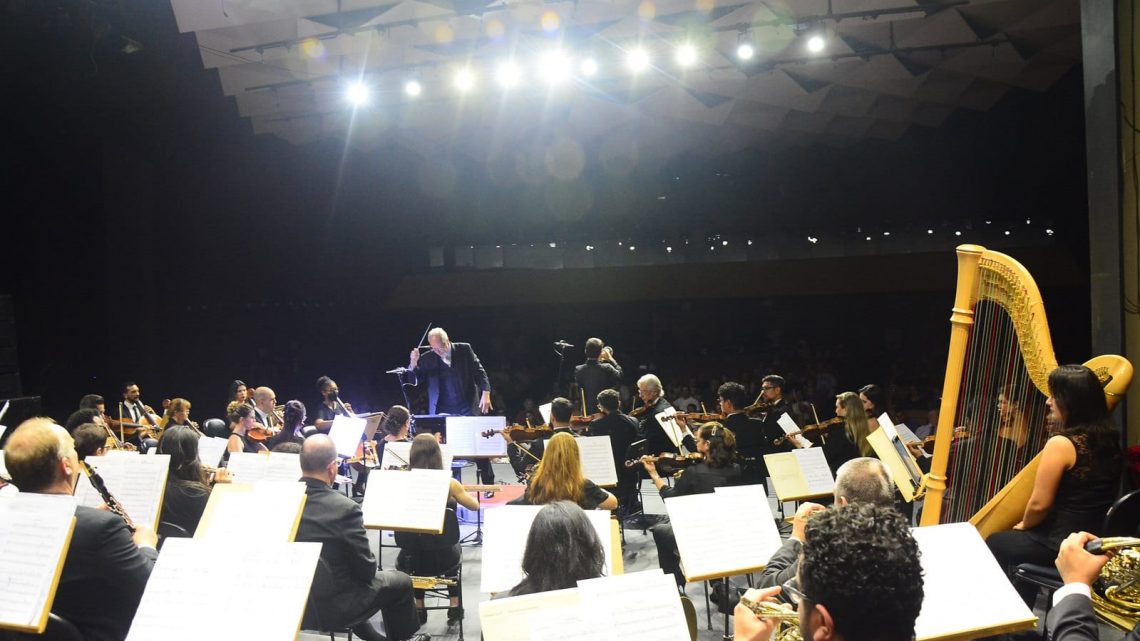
454, 68, 476, 92
1045, 229, 1054, 236
807, 35, 826, 54
955, 230, 962, 236
404, 80, 422, 97
927, 229, 933, 234
736, 43, 754, 60
627, 48, 651, 73
346, 82, 370, 106
580, 58, 598, 77
676, 43, 698, 67
538, 50, 572, 84
496, 62, 521, 88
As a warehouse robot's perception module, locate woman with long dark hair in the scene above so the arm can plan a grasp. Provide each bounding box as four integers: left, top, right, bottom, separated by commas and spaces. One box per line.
268, 400, 306, 449
507, 501, 606, 596
376, 405, 413, 463
858, 383, 886, 434
158, 425, 231, 535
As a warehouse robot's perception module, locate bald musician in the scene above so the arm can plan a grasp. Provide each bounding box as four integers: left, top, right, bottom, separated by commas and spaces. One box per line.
4, 418, 158, 641
252, 386, 282, 432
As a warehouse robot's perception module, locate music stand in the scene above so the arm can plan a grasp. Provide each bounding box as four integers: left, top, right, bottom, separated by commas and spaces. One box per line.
622, 439, 651, 529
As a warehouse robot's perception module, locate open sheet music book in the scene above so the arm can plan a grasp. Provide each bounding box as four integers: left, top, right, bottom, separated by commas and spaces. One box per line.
196, 436, 229, 468
481, 506, 614, 593
540, 435, 617, 487
73, 453, 170, 531
125, 538, 321, 641
0, 493, 77, 633
444, 416, 508, 457
380, 441, 454, 471
194, 481, 306, 542
225, 451, 302, 484
361, 469, 452, 533
912, 523, 1036, 641
479, 570, 690, 641
666, 484, 782, 582
867, 414, 923, 501
763, 447, 835, 501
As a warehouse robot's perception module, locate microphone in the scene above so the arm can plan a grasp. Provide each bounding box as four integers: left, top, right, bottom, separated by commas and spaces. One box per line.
553, 340, 574, 349
386, 367, 408, 374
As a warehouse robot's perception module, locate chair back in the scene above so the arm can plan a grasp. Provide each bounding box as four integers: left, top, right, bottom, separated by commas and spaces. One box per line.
1103, 488, 1140, 536
157, 520, 191, 550
202, 418, 228, 438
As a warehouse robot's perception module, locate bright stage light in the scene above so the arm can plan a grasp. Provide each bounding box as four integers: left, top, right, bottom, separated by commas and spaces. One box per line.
580, 58, 598, 77
404, 80, 422, 97
675, 43, 698, 67
496, 62, 521, 88
346, 82, 370, 106
454, 69, 476, 92
538, 50, 572, 84
627, 48, 650, 73
807, 35, 826, 53
736, 43, 754, 60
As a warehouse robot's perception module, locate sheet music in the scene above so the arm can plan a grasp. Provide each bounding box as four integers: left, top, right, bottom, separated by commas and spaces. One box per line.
125, 538, 321, 641
654, 406, 684, 448
194, 482, 305, 542
577, 570, 690, 641
444, 416, 507, 457
538, 403, 552, 424
362, 469, 451, 533
794, 448, 835, 495
912, 523, 1036, 641
529, 603, 608, 641
0, 493, 76, 631
763, 449, 834, 501
878, 413, 900, 441
894, 423, 932, 459
196, 436, 229, 468
777, 413, 813, 448
80, 454, 170, 531
380, 441, 454, 471
480, 589, 581, 641
573, 436, 618, 487
263, 453, 302, 483
481, 506, 614, 593
665, 484, 781, 582
328, 415, 367, 458
878, 414, 923, 484
224, 452, 268, 483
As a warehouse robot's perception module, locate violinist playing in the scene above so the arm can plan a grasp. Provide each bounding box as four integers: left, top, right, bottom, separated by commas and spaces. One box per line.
510, 432, 618, 510
226, 404, 268, 456
820, 393, 862, 475
641, 423, 741, 589
583, 389, 639, 511
717, 382, 772, 489
501, 397, 576, 474
636, 374, 697, 456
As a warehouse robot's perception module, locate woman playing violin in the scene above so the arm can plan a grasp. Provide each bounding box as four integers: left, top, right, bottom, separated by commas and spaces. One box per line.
822, 394, 862, 473
225, 404, 268, 456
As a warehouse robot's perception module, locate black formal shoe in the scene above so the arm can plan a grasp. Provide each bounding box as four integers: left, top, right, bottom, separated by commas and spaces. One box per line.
711, 580, 738, 614
483, 491, 495, 499
350, 622, 387, 641
447, 606, 463, 624
404, 634, 432, 641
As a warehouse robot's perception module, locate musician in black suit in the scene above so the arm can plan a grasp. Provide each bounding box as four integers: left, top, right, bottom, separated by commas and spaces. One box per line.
637, 374, 696, 456
4, 419, 158, 641
573, 338, 622, 413
585, 389, 640, 509
294, 434, 429, 641
717, 381, 772, 488
756, 375, 795, 454
408, 327, 496, 491
1047, 531, 1139, 641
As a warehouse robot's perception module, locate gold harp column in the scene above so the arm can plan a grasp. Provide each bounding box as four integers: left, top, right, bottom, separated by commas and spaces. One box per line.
920, 245, 985, 526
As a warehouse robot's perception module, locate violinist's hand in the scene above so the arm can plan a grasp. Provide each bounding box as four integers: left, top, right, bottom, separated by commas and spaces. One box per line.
641, 457, 658, 478
132, 525, 159, 550
906, 442, 925, 459
791, 502, 825, 542
409, 349, 420, 368
1013, 521, 1026, 531
734, 587, 783, 641
479, 391, 492, 415
501, 430, 514, 445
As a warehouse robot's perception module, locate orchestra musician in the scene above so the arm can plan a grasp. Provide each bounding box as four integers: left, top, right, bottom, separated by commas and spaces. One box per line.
79, 393, 119, 433
573, 338, 622, 414
857, 383, 886, 433
73, 422, 110, 459
408, 327, 496, 494
583, 389, 639, 512
227, 379, 250, 410
159, 397, 194, 432
509, 432, 618, 510
313, 376, 352, 432
252, 386, 282, 431
504, 501, 607, 597
641, 423, 741, 596
825, 392, 865, 470
754, 375, 795, 453
226, 404, 268, 455
120, 381, 160, 448
637, 374, 697, 456
65, 408, 106, 434
502, 397, 576, 464
717, 381, 770, 488
157, 425, 232, 536
377, 405, 413, 463
268, 399, 308, 449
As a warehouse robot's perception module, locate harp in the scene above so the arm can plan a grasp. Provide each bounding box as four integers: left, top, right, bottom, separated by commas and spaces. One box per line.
919, 245, 1132, 534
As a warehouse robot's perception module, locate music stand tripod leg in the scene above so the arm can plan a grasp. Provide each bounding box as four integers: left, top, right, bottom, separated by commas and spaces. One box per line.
460, 462, 485, 546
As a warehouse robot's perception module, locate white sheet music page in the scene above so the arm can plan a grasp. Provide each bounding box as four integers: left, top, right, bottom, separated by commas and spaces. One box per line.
444, 416, 508, 457
328, 415, 367, 458
125, 538, 321, 641
196, 436, 229, 468
894, 423, 932, 459
878, 413, 900, 441
224, 451, 268, 483
380, 441, 455, 470
481, 506, 613, 593
0, 493, 76, 631
263, 452, 302, 483
194, 482, 305, 542
539, 403, 552, 424
362, 469, 451, 533
794, 448, 835, 495
654, 406, 684, 448
912, 523, 1036, 641
479, 588, 581, 641
577, 570, 690, 641
777, 413, 813, 448
83, 454, 170, 531
574, 435, 618, 487
666, 484, 781, 582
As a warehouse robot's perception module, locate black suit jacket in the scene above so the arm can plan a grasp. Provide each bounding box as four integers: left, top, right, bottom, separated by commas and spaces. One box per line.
586, 412, 640, 487
408, 342, 490, 415
55, 506, 157, 641
573, 360, 622, 412
1047, 593, 1139, 641
640, 397, 697, 456
757, 538, 801, 599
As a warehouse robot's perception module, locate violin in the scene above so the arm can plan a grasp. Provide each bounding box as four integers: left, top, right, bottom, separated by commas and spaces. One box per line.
570, 413, 603, 426
774, 417, 844, 446
625, 452, 704, 474
665, 412, 726, 422
917, 430, 970, 455
246, 424, 278, 441
743, 396, 774, 415
481, 424, 554, 442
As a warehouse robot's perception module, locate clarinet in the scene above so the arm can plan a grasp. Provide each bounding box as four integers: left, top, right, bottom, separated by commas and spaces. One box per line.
82, 461, 136, 531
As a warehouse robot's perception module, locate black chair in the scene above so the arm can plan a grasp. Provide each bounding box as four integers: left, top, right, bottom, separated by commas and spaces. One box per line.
1, 613, 84, 641
395, 507, 465, 640
201, 418, 228, 439
301, 557, 356, 641
157, 520, 191, 550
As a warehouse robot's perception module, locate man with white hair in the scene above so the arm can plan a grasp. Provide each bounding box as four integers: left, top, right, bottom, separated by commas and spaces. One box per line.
637, 374, 697, 457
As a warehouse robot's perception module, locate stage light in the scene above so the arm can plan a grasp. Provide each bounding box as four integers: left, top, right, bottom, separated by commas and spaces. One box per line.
1004, 230, 1011, 236
627, 48, 650, 72
346, 82, 370, 106
496, 61, 521, 88
549, 242, 557, 248
666, 246, 673, 253
807, 35, 826, 53
454, 68, 476, 92
955, 230, 962, 236
721, 240, 728, 246
808, 236, 818, 244
883, 231, 890, 236
1045, 229, 1054, 236
675, 43, 698, 67
736, 43, 754, 60
538, 50, 571, 84
580, 58, 598, 77
404, 80, 422, 97
927, 229, 933, 234
629, 246, 636, 251
865, 236, 871, 241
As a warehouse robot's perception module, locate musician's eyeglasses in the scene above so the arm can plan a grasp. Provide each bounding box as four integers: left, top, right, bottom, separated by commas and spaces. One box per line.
782, 579, 810, 605
761, 386, 775, 391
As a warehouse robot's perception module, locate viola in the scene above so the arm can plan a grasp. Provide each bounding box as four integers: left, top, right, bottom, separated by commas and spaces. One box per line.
481, 424, 554, 441
625, 452, 704, 474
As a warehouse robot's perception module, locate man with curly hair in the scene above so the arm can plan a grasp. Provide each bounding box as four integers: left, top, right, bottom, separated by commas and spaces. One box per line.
734, 503, 924, 641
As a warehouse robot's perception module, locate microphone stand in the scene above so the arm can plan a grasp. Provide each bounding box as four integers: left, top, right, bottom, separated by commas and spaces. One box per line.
553, 342, 569, 399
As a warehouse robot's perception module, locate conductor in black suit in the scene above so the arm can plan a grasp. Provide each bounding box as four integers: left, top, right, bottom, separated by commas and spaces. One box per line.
4, 418, 158, 641
408, 327, 496, 491
573, 338, 622, 413
1047, 531, 1139, 641
294, 434, 428, 641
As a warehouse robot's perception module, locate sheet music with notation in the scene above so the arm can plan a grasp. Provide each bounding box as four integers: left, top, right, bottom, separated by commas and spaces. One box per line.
328, 415, 367, 458
666, 484, 781, 582
653, 407, 685, 448
912, 523, 1036, 641
380, 441, 454, 471
125, 538, 321, 641
0, 493, 76, 633
74, 454, 169, 531
481, 506, 614, 593
194, 481, 306, 542
196, 436, 229, 468
571, 436, 618, 487
444, 416, 507, 457
480, 588, 581, 641
764, 448, 835, 501
225, 452, 302, 484
361, 469, 452, 533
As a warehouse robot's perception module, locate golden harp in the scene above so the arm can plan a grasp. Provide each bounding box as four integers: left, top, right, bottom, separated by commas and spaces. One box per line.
919, 245, 1132, 534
